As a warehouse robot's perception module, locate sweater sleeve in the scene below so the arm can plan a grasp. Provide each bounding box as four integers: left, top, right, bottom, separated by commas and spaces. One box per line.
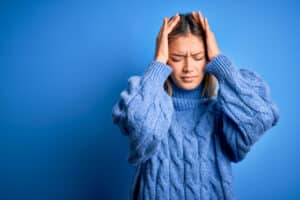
112, 61, 174, 165
205, 54, 280, 163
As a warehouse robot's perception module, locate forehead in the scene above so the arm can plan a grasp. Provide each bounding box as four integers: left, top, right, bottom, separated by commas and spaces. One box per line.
169, 34, 205, 53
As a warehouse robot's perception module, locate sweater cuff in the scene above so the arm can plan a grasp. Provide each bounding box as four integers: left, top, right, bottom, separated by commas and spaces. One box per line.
204, 54, 235, 83
141, 60, 173, 86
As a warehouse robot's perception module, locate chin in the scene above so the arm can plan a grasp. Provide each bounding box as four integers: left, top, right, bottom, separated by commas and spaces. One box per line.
179, 82, 199, 90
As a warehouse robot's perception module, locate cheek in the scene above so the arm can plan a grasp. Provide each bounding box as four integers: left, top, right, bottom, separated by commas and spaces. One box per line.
167, 60, 182, 70
169, 67, 182, 79
193, 61, 206, 72
167, 60, 207, 72
201, 62, 207, 71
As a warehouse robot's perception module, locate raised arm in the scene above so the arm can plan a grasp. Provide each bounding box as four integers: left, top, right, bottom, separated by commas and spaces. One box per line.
112, 14, 181, 165
112, 61, 174, 165
205, 54, 280, 162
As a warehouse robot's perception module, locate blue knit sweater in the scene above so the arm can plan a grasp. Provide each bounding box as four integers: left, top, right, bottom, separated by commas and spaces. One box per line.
112, 54, 280, 200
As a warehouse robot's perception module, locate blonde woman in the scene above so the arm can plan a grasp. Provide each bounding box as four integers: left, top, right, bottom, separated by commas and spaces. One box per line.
112, 11, 280, 200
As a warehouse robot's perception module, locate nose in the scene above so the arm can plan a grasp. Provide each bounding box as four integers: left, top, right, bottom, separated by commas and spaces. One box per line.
183, 57, 193, 73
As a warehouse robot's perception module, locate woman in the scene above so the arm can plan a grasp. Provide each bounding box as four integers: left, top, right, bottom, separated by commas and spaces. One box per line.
112, 11, 280, 200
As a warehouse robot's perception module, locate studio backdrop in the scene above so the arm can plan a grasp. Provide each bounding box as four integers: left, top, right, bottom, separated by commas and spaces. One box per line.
0, 0, 299, 199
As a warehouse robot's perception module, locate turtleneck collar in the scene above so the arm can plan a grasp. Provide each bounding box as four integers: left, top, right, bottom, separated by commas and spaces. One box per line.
170, 78, 210, 111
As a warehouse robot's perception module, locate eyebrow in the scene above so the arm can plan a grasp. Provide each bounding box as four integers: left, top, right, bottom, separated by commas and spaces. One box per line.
171, 52, 204, 57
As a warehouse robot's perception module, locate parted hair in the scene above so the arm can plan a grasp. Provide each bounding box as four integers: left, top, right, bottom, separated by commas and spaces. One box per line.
162, 13, 217, 98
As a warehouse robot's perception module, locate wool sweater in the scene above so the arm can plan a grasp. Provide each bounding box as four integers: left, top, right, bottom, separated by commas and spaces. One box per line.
111, 54, 280, 200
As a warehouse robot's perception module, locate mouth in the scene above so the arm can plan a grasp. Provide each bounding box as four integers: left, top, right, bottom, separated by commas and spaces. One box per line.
181, 76, 197, 83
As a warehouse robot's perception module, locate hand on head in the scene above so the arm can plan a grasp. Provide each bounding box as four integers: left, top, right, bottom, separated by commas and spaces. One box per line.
191, 11, 220, 61
154, 13, 181, 64
154, 11, 220, 64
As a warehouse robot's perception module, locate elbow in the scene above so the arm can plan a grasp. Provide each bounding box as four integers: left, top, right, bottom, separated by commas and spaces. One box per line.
229, 148, 250, 163
259, 103, 280, 132
112, 101, 131, 136
271, 103, 280, 127
223, 141, 250, 163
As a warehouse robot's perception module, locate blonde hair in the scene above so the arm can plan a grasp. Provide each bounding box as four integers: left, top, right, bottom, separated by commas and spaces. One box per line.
162, 12, 218, 99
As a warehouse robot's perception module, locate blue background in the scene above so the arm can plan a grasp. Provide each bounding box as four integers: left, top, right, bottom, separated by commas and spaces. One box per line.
1, 0, 299, 199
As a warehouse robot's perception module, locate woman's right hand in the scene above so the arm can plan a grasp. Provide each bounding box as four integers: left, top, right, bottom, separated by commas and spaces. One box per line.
154, 13, 181, 64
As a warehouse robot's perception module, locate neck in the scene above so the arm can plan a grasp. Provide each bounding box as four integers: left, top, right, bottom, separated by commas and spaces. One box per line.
169, 78, 209, 111
170, 78, 203, 99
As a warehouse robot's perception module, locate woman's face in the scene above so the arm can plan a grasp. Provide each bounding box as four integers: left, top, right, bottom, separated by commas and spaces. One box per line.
167, 33, 207, 90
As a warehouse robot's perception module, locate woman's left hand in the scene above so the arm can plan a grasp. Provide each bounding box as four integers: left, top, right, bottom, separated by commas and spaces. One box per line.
192, 11, 220, 62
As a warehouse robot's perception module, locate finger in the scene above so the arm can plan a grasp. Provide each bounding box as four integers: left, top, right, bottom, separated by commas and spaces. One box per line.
167, 15, 176, 25
167, 14, 180, 33
197, 11, 206, 31
163, 17, 169, 29
204, 18, 211, 32
167, 15, 176, 26
163, 17, 169, 33
191, 11, 196, 19
192, 11, 205, 30
192, 11, 202, 26
167, 13, 179, 27
157, 19, 164, 38
157, 20, 163, 40
191, 11, 199, 22
159, 17, 168, 38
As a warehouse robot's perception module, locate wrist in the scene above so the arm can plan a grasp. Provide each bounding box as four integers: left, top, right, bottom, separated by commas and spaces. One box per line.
208, 52, 221, 62
154, 56, 167, 64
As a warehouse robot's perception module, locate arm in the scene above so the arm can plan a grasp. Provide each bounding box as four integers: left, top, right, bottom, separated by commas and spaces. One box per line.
112, 61, 174, 165
205, 54, 280, 163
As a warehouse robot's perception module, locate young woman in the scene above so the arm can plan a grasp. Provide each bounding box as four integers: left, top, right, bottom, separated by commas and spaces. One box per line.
112, 11, 280, 200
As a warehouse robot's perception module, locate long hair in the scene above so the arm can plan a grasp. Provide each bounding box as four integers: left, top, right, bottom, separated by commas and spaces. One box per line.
162, 12, 217, 98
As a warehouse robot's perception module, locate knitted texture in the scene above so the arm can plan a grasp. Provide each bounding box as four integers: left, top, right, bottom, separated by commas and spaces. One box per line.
112, 54, 280, 200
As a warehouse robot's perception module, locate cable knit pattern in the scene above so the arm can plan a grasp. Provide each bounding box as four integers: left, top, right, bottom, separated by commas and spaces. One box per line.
112, 54, 280, 200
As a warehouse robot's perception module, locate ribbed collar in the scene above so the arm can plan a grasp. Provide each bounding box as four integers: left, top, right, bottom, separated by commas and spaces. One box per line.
170, 78, 210, 111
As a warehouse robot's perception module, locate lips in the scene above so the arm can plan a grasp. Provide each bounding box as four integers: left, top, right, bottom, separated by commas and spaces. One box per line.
181, 76, 196, 82
182, 76, 196, 79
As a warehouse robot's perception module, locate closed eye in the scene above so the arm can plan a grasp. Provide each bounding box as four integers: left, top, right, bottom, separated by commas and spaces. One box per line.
171, 57, 182, 62
170, 57, 204, 62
